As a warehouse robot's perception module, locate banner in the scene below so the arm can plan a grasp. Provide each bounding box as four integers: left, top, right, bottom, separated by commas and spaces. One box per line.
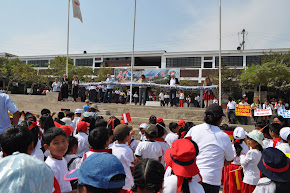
235, 104, 251, 117
79, 82, 217, 91
254, 108, 272, 117
72, 0, 83, 22
114, 68, 180, 82
278, 109, 290, 118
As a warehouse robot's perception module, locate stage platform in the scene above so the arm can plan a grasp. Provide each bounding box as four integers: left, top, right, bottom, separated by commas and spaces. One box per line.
9, 94, 255, 132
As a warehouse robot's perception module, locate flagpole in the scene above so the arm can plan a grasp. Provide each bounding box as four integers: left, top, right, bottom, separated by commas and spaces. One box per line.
66, 0, 70, 78
218, 0, 222, 105
130, 0, 136, 104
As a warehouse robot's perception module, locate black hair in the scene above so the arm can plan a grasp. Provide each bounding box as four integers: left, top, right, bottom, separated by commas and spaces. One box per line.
82, 117, 96, 133
23, 114, 40, 148
88, 127, 109, 150
269, 123, 282, 136
149, 115, 157, 124
220, 124, 229, 130
156, 124, 165, 138
257, 144, 263, 153
228, 97, 232, 101
0, 125, 33, 156
107, 117, 120, 135
178, 122, 195, 139
233, 139, 244, 156
66, 136, 78, 155
95, 119, 108, 128
41, 108, 51, 115
42, 127, 67, 146
66, 112, 75, 118
77, 184, 123, 193
288, 135, 290, 141
132, 159, 164, 193
255, 122, 266, 129
169, 122, 178, 132
145, 131, 157, 139
261, 125, 271, 138
273, 181, 290, 193
183, 122, 195, 131
58, 112, 65, 119
273, 115, 287, 126
39, 114, 55, 132
204, 112, 223, 126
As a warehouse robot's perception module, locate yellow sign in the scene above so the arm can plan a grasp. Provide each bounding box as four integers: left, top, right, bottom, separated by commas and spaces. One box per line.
235, 104, 251, 117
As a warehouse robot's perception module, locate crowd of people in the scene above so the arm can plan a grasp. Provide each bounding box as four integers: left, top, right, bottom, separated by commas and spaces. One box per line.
0, 91, 290, 193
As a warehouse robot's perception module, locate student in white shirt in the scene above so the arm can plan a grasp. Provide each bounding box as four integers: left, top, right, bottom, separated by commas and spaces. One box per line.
240, 130, 263, 193
167, 73, 179, 107
111, 124, 135, 192
75, 121, 90, 157
262, 100, 273, 124
139, 123, 147, 142
135, 125, 162, 162
185, 104, 234, 193
133, 92, 139, 105
159, 91, 165, 107
164, 92, 170, 106
274, 99, 286, 112
226, 97, 237, 124
72, 109, 82, 134
64, 136, 82, 171
165, 122, 179, 147
186, 95, 191, 107
223, 127, 249, 193
267, 123, 283, 148
179, 91, 184, 107
43, 127, 72, 193
114, 88, 120, 104
276, 127, 290, 154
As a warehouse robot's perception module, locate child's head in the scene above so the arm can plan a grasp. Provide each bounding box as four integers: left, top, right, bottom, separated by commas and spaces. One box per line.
169, 122, 179, 133
66, 112, 75, 120
132, 159, 164, 193
255, 122, 266, 130
144, 124, 158, 139
280, 127, 290, 143
156, 123, 166, 138
273, 116, 286, 126
139, 123, 148, 135
178, 120, 186, 130
113, 124, 131, 143
156, 118, 165, 128
233, 127, 246, 156
246, 130, 264, 152
39, 114, 55, 131
65, 153, 126, 193
23, 114, 40, 148
85, 99, 90, 105
41, 108, 51, 116
0, 125, 34, 156
149, 115, 157, 124
94, 119, 108, 129
204, 104, 225, 126
43, 127, 68, 160
261, 125, 272, 139
77, 121, 90, 133
269, 123, 282, 138
75, 109, 83, 117
89, 127, 110, 150
66, 136, 78, 155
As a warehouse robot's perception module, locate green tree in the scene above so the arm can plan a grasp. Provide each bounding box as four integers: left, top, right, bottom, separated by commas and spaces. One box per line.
94, 67, 112, 82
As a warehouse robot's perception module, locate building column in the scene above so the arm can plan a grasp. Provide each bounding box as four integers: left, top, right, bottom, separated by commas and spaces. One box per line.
161, 56, 166, 69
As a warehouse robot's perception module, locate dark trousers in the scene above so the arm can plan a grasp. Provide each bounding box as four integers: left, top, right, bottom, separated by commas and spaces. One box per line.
201, 183, 220, 193
134, 97, 138, 105
160, 100, 165, 106
139, 88, 147, 105
170, 89, 177, 106
72, 87, 78, 101
227, 109, 236, 124
89, 90, 96, 102
103, 89, 113, 103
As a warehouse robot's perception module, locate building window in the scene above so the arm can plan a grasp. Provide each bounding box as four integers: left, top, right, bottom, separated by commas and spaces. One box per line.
75, 58, 93, 66
27, 60, 49, 67
204, 62, 212, 68
215, 56, 243, 67
246, 55, 262, 66
166, 57, 201, 67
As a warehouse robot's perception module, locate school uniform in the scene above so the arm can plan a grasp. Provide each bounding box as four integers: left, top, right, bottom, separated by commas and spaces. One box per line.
165, 132, 179, 147
252, 178, 276, 193
111, 143, 134, 191
135, 140, 162, 161
167, 78, 179, 107
159, 92, 165, 106
45, 156, 72, 193
139, 132, 147, 142
164, 94, 170, 106
64, 154, 82, 171
81, 148, 112, 163
155, 138, 170, 166
87, 85, 97, 102
240, 149, 262, 192
129, 137, 138, 153
266, 138, 283, 148
276, 143, 290, 154
163, 175, 205, 193
75, 132, 90, 157
31, 139, 44, 161
179, 93, 184, 107
133, 93, 139, 105
227, 101, 237, 123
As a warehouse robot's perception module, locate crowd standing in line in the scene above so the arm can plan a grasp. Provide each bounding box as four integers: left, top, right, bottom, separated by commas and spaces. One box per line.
0, 90, 290, 193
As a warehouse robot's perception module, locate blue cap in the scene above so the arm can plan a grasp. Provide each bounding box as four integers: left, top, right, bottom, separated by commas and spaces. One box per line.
0, 152, 54, 193
64, 153, 126, 189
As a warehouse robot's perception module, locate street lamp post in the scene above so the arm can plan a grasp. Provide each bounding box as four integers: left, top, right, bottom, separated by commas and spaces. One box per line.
130, 0, 136, 104
218, 0, 222, 105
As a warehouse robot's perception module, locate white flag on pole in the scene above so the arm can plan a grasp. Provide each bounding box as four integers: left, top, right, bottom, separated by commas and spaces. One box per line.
72, 0, 83, 22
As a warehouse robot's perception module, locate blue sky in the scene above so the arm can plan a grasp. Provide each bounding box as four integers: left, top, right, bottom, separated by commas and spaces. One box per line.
1, 0, 290, 56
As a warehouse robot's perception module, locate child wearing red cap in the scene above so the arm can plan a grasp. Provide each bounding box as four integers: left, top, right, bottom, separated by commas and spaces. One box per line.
75, 121, 90, 157
163, 139, 204, 193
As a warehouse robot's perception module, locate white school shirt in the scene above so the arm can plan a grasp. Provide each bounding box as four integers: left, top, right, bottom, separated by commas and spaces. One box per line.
185, 123, 235, 186
240, 149, 262, 185
31, 139, 44, 161
52, 81, 61, 92
45, 156, 72, 193
262, 138, 271, 149
194, 96, 200, 102
159, 93, 165, 100
252, 177, 276, 193
227, 101, 236, 110
75, 132, 90, 157
139, 132, 147, 142
115, 90, 120, 95
275, 103, 285, 111
165, 132, 179, 147
156, 140, 170, 166
133, 94, 138, 98
135, 140, 162, 161
72, 80, 79, 87
266, 139, 283, 148
164, 94, 169, 99
179, 93, 184, 100
130, 137, 138, 153
239, 102, 249, 105
64, 154, 82, 171
163, 175, 205, 193
231, 142, 249, 165
276, 143, 290, 154
263, 104, 273, 110
111, 143, 134, 190
72, 116, 81, 132
170, 78, 176, 86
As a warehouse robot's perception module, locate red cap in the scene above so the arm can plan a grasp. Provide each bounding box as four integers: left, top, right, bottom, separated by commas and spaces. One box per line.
178, 120, 186, 128
157, 118, 164, 124
77, 121, 90, 132
60, 125, 73, 136
165, 139, 199, 177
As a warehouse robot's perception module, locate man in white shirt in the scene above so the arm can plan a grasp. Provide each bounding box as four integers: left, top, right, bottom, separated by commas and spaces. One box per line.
159, 91, 165, 106
226, 97, 237, 124
185, 104, 234, 193
167, 73, 179, 107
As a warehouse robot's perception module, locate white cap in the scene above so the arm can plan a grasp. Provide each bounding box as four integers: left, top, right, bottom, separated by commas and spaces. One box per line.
139, 123, 148, 129
61, 117, 72, 126
75, 108, 83, 114
280, 127, 290, 141
233, 127, 246, 140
